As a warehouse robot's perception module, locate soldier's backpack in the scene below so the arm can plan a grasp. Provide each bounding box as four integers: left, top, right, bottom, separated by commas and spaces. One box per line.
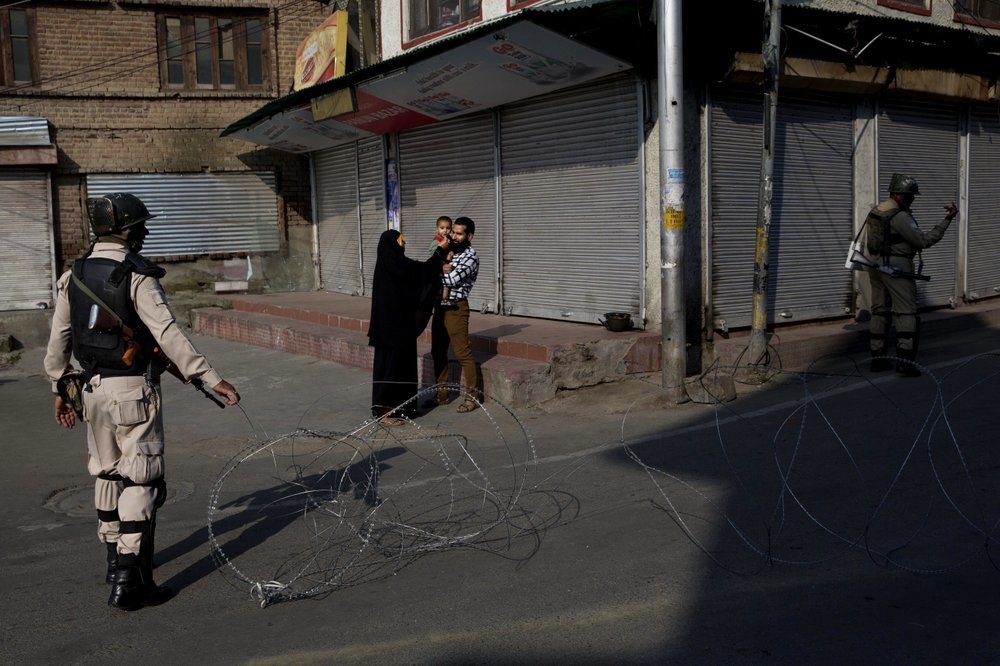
863, 206, 902, 256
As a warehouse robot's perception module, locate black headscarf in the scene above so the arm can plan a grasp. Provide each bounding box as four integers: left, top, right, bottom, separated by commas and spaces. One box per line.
368, 229, 441, 347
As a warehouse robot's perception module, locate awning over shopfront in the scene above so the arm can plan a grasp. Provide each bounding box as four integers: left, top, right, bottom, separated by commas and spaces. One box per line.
221, 0, 651, 153
0, 116, 57, 166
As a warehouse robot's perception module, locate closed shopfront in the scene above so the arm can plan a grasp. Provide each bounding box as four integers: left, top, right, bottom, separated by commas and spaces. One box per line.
877, 101, 960, 307
398, 113, 498, 312
314, 139, 388, 296
357, 137, 388, 296
709, 92, 855, 330
87, 172, 280, 257
311, 75, 645, 324
966, 106, 1000, 301
0, 170, 54, 310
499, 74, 643, 323
394, 74, 643, 324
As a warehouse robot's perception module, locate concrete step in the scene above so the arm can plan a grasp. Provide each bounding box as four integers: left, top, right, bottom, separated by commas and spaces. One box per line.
228, 296, 554, 363
191, 307, 556, 407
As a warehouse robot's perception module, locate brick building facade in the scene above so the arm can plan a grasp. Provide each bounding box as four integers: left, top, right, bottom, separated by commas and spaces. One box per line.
0, 0, 338, 302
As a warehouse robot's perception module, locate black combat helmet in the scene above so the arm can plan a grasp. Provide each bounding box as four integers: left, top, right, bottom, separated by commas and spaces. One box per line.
87, 193, 157, 236
888, 173, 920, 196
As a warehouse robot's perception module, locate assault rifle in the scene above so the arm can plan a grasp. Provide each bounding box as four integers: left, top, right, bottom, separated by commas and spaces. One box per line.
152, 346, 226, 409
877, 265, 931, 282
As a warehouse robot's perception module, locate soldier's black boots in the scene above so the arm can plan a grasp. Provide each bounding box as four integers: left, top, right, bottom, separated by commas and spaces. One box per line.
105, 542, 119, 584
869, 354, 893, 372
107, 553, 173, 611
896, 349, 922, 378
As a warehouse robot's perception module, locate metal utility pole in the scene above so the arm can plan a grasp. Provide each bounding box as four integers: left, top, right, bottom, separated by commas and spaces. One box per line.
747, 0, 781, 367
657, 0, 687, 402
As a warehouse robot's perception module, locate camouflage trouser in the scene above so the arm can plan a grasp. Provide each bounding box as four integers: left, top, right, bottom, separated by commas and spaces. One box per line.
83, 375, 164, 556
868, 270, 917, 354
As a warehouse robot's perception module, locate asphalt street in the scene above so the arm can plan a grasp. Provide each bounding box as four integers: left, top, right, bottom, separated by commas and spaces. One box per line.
2, 327, 1000, 664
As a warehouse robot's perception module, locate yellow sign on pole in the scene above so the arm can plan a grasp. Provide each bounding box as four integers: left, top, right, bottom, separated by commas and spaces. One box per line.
663, 207, 685, 229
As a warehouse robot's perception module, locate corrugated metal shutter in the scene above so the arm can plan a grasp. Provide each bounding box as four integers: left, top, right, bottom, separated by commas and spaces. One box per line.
358, 137, 386, 296
86, 173, 279, 256
966, 106, 1000, 301
315, 144, 362, 294
398, 112, 497, 312
0, 170, 53, 310
0, 116, 50, 146
709, 92, 855, 328
877, 101, 959, 306
500, 74, 642, 323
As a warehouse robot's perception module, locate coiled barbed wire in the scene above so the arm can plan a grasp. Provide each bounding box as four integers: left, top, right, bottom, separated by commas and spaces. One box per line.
208, 383, 536, 607
623, 351, 1000, 577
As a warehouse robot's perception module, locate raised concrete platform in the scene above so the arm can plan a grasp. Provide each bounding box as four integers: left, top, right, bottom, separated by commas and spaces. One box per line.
710, 298, 1000, 374
191, 292, 662, 408
191, 291, 1000, 407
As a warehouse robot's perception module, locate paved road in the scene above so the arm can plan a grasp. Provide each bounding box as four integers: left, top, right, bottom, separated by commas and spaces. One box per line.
2, 329, 1000, 664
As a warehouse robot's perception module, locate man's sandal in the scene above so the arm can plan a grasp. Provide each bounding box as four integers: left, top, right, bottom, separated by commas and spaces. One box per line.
456, 400, 478, 414
422, 395, 452, 408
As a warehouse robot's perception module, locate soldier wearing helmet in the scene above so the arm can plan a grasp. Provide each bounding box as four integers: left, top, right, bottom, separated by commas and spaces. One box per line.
43, 192, 240, 611
863, 173, 958, 376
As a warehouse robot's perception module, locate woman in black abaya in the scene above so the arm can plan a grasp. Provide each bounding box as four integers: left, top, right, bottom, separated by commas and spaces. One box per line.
368, 229, 444, 425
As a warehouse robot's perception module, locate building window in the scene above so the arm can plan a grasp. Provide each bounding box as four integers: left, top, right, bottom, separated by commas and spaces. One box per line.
508, 0, 542, 9
1, 7, 38, 87
407, 0, 481, 43
876, 0, 932, 16
157, 13, 269, 91
955, 0, 1000, 24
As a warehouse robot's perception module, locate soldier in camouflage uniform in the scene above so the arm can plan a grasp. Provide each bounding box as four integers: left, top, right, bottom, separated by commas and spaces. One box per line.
864, 173, 957, 376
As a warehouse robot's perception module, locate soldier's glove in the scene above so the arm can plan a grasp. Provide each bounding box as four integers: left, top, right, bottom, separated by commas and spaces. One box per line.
56, 371, 85, 419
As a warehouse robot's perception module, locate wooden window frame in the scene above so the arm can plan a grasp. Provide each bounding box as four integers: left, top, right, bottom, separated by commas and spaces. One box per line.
156, 12, 271, 92
954, 0, 1000, 28
403, 0, 481, 48
0, 7, 40, 88
507, 0, 542, 10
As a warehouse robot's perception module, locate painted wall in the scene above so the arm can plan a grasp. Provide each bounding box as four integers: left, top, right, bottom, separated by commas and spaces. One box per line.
380, 0, 554, 58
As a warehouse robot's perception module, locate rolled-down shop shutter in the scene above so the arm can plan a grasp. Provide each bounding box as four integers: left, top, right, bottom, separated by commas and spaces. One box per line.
87, 172, 279, 256
315, 144, 362, 294
398, 112, 498, 312
709, 92, 855, 329
877, 101, 959, 307
357, 136, 386, 296
0, 170, 54, 310
966, 107, 1000, 301
500, 74, 643, 324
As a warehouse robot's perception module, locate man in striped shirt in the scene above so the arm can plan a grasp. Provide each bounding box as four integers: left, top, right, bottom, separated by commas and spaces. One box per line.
430, 216, 481, 413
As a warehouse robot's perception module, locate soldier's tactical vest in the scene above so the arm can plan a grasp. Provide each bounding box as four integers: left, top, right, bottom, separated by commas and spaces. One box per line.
69, 253, 163, 380
864, 207, 903, 256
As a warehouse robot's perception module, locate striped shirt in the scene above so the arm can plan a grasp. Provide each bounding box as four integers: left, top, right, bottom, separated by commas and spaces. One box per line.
441, 245, 479, 301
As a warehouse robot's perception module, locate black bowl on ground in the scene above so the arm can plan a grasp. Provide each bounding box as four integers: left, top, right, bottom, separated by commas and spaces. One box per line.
599, 312, 633, 332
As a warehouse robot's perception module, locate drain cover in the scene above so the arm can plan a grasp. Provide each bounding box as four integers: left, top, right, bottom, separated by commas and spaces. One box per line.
44, 480, 195, 517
